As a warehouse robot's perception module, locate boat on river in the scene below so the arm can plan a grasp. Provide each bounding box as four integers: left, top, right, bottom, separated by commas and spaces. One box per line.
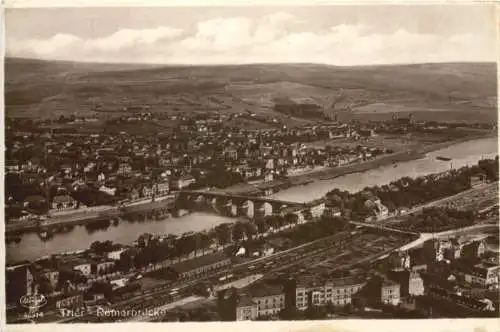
436, 156, 452, 161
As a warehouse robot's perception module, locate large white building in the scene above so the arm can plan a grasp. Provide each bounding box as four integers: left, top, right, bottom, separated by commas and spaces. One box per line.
295, 276, 367, 310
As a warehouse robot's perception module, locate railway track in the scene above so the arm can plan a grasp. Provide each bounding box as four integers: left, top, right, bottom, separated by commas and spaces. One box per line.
86, 231, 413, 323
58, 230, 354, 323
58, 228, 416, 323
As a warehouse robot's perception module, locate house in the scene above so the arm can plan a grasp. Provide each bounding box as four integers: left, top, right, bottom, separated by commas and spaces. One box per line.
387, 269, 425, 297
117, 163, 133, 175
107, 248, 127, 261
156, 180, 170, 196
381, 280, 401, 306
463, 262, 499, 287
99, 185, 116, 196
250, 283, 285, 317
461, 240, 486, 260
42, 269, 60, 289
265, 159, 274, 170
129, 188, 140, 201
142, 183, 156, 199
236, 295, 258, 321
167, 252, 231, 280
110, 277, 128, 290
93, 260, 115, 275
426, 283, 497, 314
170, 175, 196, 190
6, 160, 20, 172
72, 259, 93, 276
442, 238, 464, 261
55, 292, 84, 310
264, 172, 274, 183
308, 200, 326, 219
423, 239, 445, 263
326, 205, 342, 217
224, 147, 238, 161
51, 195, 77, 211
295, 275, 367, 310
387, 251, 411, 270
363, 197, 389, 220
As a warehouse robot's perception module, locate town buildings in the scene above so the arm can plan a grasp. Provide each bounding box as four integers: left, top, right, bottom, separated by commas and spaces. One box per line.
381, 280, 401, 306
167, 252, 231, 280
463, 262, 500, 287
295, 275, 367, 310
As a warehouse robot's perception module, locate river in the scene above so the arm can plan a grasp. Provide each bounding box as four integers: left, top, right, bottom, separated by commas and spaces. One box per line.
6, 212, 235, 263
271, 136, 498, 202
6, 137, 498, 263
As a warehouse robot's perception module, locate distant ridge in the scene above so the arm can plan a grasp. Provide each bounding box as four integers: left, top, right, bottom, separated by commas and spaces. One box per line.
5, 56, 497, 70
5, 57, 497, 123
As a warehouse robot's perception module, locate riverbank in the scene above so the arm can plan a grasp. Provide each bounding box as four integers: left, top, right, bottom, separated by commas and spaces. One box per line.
5, 197, 175, 236
287, 131, 497, 182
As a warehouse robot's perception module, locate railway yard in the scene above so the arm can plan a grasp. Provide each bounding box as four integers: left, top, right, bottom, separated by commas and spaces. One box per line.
439, 182, 498, 212
377, 182, 499, 232
56, 229, 415, 323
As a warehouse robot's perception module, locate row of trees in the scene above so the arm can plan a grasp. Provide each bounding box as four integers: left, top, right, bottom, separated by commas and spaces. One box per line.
86, 207, 342, 273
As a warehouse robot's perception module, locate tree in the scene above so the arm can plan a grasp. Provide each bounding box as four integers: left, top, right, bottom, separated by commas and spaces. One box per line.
194, 232, 212, 256
116, 251, 133, 272
37, 275, 53, 295
243, 222, 257, 240
214, 223, 232, 248
255, 218, 269, 235
284, 213, 299, 226
232, 221, 246, 242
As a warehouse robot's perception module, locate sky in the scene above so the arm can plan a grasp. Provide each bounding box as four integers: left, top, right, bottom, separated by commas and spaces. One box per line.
4, 5, 498, 65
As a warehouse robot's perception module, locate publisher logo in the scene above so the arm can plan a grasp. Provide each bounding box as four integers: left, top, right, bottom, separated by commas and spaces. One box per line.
20, 294, 47, 310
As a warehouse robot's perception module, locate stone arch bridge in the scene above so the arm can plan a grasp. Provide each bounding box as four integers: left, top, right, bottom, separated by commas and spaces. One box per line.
176, 190, 307, 218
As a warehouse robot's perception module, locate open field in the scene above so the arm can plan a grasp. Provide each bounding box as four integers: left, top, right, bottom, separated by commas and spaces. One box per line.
6, 58, 497, 124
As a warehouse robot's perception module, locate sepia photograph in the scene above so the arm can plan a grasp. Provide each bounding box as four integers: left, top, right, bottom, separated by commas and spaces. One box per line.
2, 1, 499, 327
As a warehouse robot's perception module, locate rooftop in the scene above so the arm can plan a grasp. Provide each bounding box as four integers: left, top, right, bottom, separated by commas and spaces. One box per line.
169, 252, 230, 274
249, 283, 284, 298
237, 295, 256, 308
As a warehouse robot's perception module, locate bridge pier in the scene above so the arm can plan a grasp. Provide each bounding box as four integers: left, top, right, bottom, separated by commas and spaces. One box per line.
237, 200, 254, 218
230, 204, 238, 217
194, 195, 207, 207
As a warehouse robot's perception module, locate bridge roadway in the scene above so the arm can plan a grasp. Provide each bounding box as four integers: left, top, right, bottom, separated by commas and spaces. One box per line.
349, 221, 419, 236
178, 190, 305, 207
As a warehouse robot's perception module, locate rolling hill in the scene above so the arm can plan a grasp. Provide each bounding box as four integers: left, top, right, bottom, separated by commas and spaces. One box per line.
5, 58, 498, 124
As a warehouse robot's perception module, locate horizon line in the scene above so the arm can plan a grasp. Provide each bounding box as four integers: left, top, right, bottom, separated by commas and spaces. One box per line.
6, 56, 497, 69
